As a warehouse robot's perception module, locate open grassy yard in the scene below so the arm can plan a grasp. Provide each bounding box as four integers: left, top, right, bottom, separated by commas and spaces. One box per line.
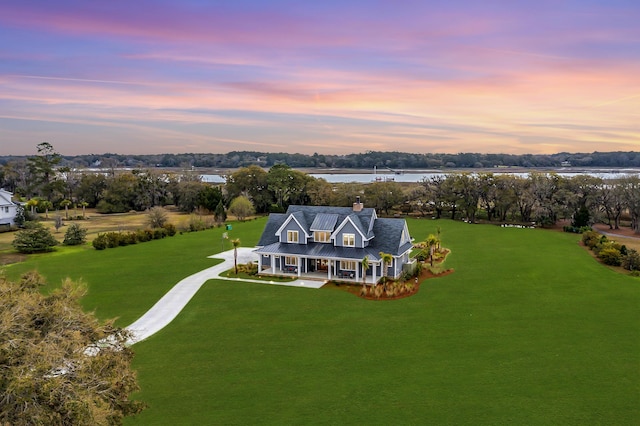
2, 218, 639, 424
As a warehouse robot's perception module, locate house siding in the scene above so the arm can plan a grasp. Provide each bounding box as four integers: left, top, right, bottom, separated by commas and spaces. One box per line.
0, 190, 18, 226
279, 220, 307, 245
334, 221, 364, 248
255, 204, 413, 284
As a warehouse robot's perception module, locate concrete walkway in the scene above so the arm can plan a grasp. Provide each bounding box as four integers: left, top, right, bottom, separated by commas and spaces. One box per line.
125, 248, 325, 344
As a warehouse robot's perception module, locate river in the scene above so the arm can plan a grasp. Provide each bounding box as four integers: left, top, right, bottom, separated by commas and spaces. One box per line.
202, 168, 640, 184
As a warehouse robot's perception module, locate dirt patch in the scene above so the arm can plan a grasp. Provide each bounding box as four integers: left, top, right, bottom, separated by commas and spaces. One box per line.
0, 253, 27, 266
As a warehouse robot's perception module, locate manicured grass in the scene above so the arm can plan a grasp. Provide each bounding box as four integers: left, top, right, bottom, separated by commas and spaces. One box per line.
3, 218, 638, 424
125, 220, 638, 425
1, 218, 266, 326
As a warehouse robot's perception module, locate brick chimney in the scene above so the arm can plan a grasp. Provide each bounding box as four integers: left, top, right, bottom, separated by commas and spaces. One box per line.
353, 196, 363, 212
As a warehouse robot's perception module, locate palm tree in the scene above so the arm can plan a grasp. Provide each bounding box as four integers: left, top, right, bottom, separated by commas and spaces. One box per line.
425, 234, 439, 266
80, 201, 89, 219
231, 238, 241, 274
60, 199, 72, 220
40, 200, 53, 219
26, 198, 39, 216
361, 256, 370, 289
379, 252, 393, 288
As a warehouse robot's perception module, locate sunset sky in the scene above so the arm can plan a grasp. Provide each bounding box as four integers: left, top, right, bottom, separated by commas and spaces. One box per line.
1, 0, 638, 156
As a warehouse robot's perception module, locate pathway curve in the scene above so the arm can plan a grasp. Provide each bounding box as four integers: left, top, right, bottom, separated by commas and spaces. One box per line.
125, 248, 324, 344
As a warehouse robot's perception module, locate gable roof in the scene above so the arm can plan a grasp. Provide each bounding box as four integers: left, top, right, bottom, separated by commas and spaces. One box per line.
371, 218, 413, 256
0, 189, 15, 207
274, 210, 310, 240
257, 213, 286, 247
256, 205, 412, 257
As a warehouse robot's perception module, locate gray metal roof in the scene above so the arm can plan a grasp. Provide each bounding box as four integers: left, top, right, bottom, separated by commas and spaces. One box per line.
255, 242, 385, 261
309, 213, 339, 231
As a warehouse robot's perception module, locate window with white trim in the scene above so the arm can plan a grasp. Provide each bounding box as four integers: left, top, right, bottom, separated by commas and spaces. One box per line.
340, 260, 356, 271
285, 256, 297, 266
314, 231, 331, 243
287, 230, 299, 243
342, 233, 355, 247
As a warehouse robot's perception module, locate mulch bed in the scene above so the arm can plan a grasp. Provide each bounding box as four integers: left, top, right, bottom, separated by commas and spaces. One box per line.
324, 250, 454, 301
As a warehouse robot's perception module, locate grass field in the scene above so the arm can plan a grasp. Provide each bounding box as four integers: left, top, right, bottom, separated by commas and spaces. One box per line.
2, 218, 639, 424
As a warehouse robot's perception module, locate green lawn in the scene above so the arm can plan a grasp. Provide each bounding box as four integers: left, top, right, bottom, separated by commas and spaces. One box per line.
1, 219, 267, 326
2, 218, 639, 424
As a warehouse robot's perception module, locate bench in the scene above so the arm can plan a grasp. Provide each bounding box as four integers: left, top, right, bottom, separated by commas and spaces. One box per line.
283, 266, 297, 273
337, 271, 355, 279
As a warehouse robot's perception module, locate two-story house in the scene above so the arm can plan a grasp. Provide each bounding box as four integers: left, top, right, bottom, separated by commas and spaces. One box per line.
0, 189, 19, 227
254, 198, 414, 284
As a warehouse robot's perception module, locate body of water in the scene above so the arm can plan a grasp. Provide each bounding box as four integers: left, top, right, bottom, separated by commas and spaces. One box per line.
202, 169, 640, 184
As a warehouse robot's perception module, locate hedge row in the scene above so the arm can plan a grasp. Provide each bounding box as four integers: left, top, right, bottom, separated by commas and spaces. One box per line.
92, 223, 177, 250
581, 230, 640, 272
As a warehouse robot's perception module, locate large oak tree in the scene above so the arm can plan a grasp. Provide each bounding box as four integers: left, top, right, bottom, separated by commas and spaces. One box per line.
0, 272, 144, 425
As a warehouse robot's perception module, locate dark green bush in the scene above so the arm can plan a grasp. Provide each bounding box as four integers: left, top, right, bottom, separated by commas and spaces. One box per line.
92, 234, 108, 250
12, 222, 58, 253
622, 249, 640, 271
152, 228, 167, 240
105, 232, 123, 248
63, 223, 87, 246
135, 229, 152, 242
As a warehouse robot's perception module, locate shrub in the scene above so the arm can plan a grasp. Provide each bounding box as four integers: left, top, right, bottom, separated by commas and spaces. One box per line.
598, 247, 622, 266
152, 228, 167, 240
244, 262, 258, 275
415, 250, 429, 262
105, 232, 118, 248
12, 222, 58, 253
63, 223, 87, 246
146, 206, 169, 228
163, 223, 177, 236
188, 215, 205, 232
622, 249, 640, 271
92, 234, 108, 250
135, 229, 152, 242
581, 230, 601, 249
125, 231, 139, 245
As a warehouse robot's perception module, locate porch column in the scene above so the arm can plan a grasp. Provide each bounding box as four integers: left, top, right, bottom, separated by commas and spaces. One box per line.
355, 262, 360, 282
297, 257, 301, 277
270, 255, 274, 272
328, 260, 332, 280
372, 262, 377, 284
257, 255, 262, 272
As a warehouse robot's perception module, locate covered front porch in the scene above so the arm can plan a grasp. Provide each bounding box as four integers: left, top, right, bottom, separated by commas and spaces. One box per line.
257, 254, 382, 285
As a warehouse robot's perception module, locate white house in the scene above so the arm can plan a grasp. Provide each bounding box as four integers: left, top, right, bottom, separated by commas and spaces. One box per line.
0, 189, 19, 226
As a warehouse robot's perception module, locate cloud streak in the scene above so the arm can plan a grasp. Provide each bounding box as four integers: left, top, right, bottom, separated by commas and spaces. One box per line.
0, 0, 638, 155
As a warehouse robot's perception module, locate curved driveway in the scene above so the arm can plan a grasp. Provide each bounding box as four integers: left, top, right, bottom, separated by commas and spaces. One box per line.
125, 248, 324, 344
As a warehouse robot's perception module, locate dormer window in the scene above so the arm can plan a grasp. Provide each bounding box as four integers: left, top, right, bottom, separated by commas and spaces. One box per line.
287, 230, 299, 243
343, 233, 355, 247
314, 231, 331, 243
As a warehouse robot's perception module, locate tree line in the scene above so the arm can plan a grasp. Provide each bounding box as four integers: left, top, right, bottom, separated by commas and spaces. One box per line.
2, 149, 640, 170
1, 144, 639, 234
